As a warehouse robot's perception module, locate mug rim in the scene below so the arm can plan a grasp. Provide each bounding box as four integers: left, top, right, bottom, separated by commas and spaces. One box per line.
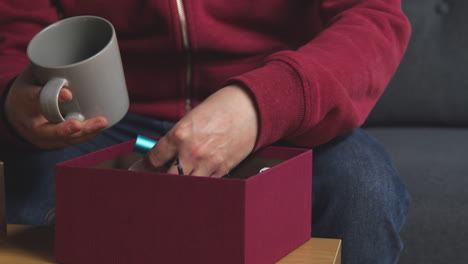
27, 15, 116, 70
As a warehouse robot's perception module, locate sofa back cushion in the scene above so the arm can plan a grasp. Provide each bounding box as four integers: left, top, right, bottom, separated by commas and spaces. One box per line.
366, 0, 468, 126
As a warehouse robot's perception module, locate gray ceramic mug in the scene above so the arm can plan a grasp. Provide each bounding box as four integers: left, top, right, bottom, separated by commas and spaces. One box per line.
27, 16, 129, 127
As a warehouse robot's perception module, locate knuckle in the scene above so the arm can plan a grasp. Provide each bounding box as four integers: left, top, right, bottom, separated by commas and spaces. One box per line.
188, 143, 207, 160
209, 154, 225, 167
169, 123, 191, 143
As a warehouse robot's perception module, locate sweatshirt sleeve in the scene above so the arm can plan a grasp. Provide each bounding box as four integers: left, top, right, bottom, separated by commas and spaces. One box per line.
0, 0, 59, 148
227, 0, 411, 149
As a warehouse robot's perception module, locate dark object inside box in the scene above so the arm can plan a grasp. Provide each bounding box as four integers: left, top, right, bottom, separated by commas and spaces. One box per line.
93, 152, 284, 179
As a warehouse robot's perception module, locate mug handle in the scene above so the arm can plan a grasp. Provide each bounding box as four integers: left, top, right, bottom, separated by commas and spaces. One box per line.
39, 78, 85, 123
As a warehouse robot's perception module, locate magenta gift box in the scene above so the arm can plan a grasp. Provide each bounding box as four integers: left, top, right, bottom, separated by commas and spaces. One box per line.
55, 140, 312, 264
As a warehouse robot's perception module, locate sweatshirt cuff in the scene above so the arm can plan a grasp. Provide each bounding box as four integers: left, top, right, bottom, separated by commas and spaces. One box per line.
226, 59, 305, 151
0, 74, 35, 150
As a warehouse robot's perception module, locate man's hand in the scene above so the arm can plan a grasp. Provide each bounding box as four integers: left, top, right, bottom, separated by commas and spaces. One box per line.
145, 84, 259, 177
4, 65, 108, 149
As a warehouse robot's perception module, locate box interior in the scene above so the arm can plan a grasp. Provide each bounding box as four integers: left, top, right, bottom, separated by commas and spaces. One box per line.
93, 152, 284, 179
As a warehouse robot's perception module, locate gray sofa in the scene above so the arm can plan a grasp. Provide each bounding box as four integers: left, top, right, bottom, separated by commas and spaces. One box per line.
364, 0, 468, 263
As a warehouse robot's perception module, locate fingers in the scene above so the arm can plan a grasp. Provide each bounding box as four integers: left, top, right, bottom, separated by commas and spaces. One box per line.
167, 159, 189, 176
33, 119, 81, 142
31, 117, 108, 149
146, 135, 222, 177
150, 140, 231, 177
209, 169, 229, 178
54, 118, 82, 137
36, 116, 107, 139
190, 165, 223, 178
58, 88, 73, 103
81, 117, 108, 134
165, 157, 230, 177
60, 116, 107, 141
24, 85, 71, 104
140, 85, 258, 178
5, 65, 107, 149
145, 136, 178, 169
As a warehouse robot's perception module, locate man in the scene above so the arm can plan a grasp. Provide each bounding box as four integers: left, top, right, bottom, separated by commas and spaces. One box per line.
0, 0, 411, 263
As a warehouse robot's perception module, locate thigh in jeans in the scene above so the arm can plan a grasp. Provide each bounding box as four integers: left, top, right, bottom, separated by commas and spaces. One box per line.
311, 128, 410, 264
1, 113, 174, 225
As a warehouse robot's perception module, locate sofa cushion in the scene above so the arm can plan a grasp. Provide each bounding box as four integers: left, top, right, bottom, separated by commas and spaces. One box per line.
366, 0, 468, 126
365, 127, 468, 264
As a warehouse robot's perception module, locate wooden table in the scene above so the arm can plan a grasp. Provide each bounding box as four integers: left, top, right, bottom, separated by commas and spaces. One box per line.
0, 225, 341, 264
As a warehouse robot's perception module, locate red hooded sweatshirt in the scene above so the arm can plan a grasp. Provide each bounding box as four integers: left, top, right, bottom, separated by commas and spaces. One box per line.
0, 0, 410, 149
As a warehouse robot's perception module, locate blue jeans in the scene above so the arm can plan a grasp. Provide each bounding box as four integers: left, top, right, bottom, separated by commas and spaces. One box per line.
1, 113, 410, 264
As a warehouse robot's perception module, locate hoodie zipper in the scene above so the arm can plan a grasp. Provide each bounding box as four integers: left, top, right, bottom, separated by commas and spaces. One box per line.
175, 0, 192, 112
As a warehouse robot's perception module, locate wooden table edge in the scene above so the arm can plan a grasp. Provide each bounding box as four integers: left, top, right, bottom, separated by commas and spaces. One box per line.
2, 225, 342, 264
